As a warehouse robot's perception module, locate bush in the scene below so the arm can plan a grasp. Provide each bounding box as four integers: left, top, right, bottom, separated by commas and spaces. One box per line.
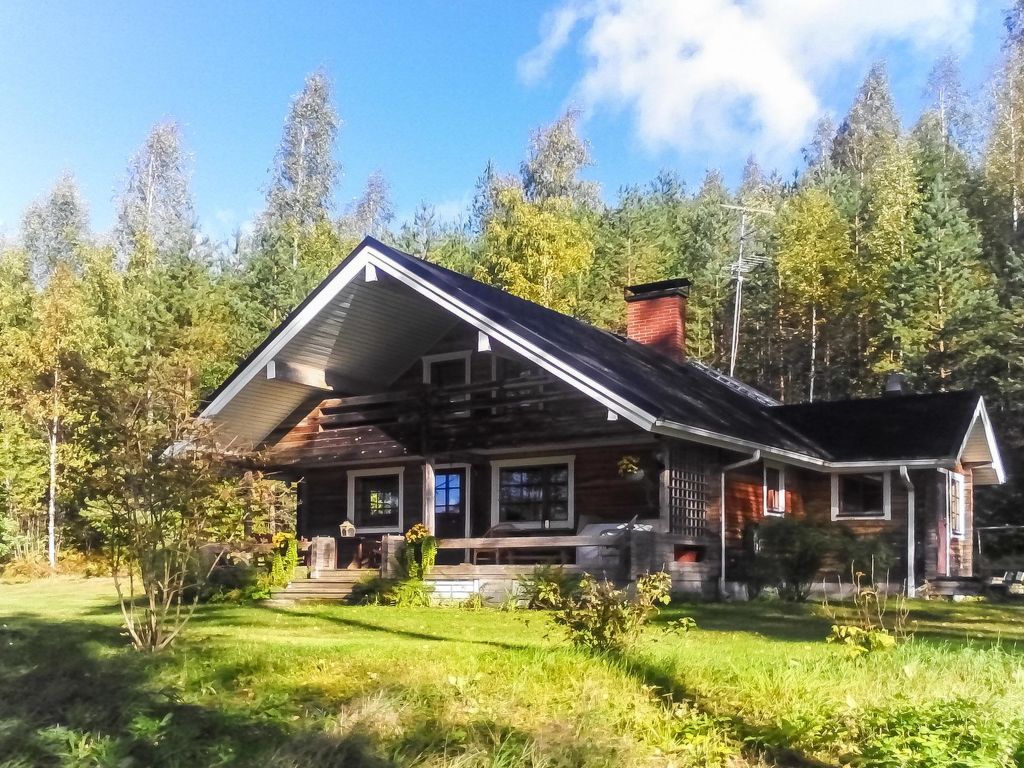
400, 524, 437, 579
552, 571, 671, 653
754, 518, 836, 601
268, 552, 288, 588
824, 569, 912, 656
835, 529, 896, 583
57, 549, 109, 577
518, 564, 583, 609
0, 553, 54, 583
350, 575, 434, 606
283, 536, 299, 575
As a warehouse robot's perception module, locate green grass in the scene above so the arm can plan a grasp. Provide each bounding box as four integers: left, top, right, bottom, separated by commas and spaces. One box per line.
1, 578, 1023, 767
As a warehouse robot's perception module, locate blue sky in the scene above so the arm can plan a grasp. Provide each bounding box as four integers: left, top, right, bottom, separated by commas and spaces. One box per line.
0, 1, 1006, 243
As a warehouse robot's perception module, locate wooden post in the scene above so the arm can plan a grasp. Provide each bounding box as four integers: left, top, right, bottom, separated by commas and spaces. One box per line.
657, 441, 670, 533
423, 461, 436, 534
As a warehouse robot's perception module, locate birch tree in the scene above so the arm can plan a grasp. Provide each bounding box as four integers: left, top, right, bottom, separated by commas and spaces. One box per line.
775, 188, 853, 401
476, 186, 594, 314
115, 121, 195, 267
263, 71, 340, 247
21, 174, 90, 284
521, 108, 599, 207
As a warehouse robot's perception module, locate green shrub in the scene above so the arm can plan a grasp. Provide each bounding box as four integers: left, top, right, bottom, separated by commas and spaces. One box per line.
518, 564, 583, 609
552, 571, 671, 653
283, 536, 299, 575
400, 524, 437, 579
824, 569, 912, 655
827, 624, 897, 656
851, 699, 1023, 767
268, 552, 288, 588
754, 518, 837, 601
835, 529, 896, 581
460, 592, 487, 610
350, 575, 433, 606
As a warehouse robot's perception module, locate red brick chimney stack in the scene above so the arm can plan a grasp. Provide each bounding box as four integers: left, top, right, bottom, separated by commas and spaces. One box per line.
624, 278, 691, 363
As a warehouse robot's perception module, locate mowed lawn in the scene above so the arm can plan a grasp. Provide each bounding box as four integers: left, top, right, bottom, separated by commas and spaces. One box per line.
2, 578, 1024, 767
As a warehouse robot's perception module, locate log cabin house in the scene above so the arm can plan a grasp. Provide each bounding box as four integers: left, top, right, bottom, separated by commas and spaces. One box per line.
201, 237, 1005, 600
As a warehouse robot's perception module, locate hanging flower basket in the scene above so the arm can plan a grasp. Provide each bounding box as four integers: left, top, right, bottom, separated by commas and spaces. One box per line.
618, 455, 645, 481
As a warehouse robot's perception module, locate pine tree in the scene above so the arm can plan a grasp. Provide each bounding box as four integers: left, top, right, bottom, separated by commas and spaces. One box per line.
879, 176, 1009, 387
674, 172, 735, 364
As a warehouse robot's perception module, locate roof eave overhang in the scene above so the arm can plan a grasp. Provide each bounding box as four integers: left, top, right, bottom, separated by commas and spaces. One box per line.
201, 242, 663, 438
652, 418, 958, 473
955, 398, 1006, 485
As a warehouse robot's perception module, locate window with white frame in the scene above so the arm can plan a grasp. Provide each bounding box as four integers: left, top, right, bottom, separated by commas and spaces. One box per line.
422, 351, 471, 387
944, 470, 966, 538
831, 472, 891, 520
490, 456, 574, 528
763, 464, 786, 516
347, 468, 404, 532
423, 351, 471, 416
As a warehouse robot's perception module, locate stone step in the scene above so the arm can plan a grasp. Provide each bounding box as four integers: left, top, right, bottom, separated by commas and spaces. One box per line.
310, 569, 379, 583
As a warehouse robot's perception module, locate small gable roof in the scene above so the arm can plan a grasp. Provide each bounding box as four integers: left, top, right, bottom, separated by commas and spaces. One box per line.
771, 392, 1005, 484
202, 237, 1004, 482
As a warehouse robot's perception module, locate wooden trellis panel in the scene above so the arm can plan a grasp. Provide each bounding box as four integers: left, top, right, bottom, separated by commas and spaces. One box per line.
668, 446, 708, 536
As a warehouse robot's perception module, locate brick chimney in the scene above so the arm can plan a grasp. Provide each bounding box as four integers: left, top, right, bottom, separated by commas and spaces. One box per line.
624, 278, 691, 362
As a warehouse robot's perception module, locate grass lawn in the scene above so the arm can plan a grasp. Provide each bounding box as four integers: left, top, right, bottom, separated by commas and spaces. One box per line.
1, 578, 1023, 767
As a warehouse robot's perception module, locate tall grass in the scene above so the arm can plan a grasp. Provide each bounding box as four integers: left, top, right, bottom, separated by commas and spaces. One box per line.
2, 579, 1024, 766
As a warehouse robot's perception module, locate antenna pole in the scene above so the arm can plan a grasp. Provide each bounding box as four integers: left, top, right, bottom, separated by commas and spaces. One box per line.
720, 204, 773, 379
729, 212, 747, 378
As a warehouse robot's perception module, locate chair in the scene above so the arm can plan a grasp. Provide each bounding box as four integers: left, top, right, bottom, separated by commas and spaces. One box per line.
472, 523, 518, 565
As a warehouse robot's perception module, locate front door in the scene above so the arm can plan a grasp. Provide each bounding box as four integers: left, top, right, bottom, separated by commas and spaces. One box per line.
434, 467, 468, 563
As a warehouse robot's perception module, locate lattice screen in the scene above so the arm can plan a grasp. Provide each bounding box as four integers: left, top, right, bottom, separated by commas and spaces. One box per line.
668, 446, 708, 535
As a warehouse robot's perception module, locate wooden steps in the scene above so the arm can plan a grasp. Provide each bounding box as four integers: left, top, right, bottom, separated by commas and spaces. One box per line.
270, 568, 378, 602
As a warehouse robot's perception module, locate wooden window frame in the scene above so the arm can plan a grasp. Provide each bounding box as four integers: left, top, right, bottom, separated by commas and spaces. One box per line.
940, 469, 966, 539
489, 455, 575, 530
763, 463, 786, 517
347, 467, 405, 533
422, 350, 471, 385
434, 462, 472, 539
830, 471, 891, 521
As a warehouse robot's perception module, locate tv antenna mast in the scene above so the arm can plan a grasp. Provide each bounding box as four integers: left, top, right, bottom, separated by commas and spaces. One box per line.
720, 204, 773, 378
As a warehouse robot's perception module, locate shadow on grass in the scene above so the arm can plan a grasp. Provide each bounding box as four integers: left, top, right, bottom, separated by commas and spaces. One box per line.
0, 609, 562, 768
0, 613, 471, 767
621, 653, 839, 767
658, 601, 830, 643
261, 604, 533, 652
660, 599, 1024, 648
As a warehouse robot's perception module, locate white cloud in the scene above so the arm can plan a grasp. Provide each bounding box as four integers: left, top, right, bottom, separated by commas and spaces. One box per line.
520, 0, 978, 163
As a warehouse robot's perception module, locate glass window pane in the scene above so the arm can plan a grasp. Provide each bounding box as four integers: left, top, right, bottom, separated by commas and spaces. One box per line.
354, 474, 400, 528
497, 463, 570, 523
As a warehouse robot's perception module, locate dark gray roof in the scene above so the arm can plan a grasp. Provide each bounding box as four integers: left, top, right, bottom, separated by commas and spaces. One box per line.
770, 391, 982, 462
